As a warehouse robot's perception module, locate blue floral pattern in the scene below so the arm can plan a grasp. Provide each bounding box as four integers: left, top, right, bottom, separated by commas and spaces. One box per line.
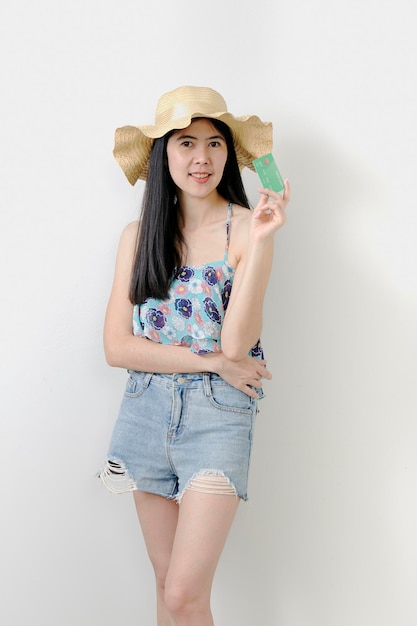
132, 203, 264, 359
175, 298, 193, 319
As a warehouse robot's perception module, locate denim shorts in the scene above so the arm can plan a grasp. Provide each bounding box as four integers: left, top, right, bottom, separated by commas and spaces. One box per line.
99, 371, 261, 501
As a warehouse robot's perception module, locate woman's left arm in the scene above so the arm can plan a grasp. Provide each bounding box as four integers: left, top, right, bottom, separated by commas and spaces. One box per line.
220, 181, 290, 361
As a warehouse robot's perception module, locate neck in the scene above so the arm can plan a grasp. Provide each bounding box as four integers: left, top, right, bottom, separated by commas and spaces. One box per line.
177, 191, 227, 228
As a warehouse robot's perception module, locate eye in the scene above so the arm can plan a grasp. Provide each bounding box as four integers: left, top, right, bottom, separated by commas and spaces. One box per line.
209, 141, 221, 148
180, 140, 193, 147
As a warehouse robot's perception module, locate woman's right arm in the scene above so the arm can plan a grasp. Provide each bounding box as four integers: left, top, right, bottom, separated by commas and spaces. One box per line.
103, 222, 270, 398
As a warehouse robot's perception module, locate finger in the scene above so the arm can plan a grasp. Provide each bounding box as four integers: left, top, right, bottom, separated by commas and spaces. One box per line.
260, 368, 272, 380
256, 195, 285, 216
254, 203, 282, 218
247, 375, 266, 390
258, 187, 271, 199
254, 362, 272, 379
259, 181, 291, 205
258, 187, 285, 202
242, 384, 260, 399
282, 179, 291, 202
255, 205, 286, 226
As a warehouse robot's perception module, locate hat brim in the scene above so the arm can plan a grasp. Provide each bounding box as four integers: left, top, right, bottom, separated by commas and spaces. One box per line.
113, 111, 272, 186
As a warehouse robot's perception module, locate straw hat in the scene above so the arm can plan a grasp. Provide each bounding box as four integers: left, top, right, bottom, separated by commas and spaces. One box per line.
113, 85, 273, 185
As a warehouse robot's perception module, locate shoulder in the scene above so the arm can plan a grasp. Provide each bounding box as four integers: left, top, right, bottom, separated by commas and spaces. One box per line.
118, 220, 139, 252
230, 204, 252, 232
228, 205, 252, 266
120, 220, 139, 244
114, 220, 139, 268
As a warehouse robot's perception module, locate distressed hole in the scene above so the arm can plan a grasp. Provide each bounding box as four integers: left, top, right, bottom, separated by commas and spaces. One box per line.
188, 474, 236, 495
99, 459, 137, 494
176, 470, 238, 503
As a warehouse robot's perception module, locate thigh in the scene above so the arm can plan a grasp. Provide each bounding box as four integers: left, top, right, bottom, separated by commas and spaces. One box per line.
165, 490, 240, 595
134, 491, 179, 579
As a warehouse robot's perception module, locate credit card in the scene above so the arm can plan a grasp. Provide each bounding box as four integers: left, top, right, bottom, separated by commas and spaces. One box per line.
252, 153, 285, 193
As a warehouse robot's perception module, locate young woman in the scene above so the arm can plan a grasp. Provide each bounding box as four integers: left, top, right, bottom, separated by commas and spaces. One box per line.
99, 85, 290, 626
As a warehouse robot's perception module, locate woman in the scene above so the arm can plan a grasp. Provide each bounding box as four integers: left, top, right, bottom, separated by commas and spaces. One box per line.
99, 85, 290, 626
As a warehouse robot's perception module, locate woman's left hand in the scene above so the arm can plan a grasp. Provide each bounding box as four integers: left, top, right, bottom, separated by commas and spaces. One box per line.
251, 179, 290, 240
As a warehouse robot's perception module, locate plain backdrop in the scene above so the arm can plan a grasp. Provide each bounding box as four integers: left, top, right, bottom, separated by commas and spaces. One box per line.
1, 1, 416, 625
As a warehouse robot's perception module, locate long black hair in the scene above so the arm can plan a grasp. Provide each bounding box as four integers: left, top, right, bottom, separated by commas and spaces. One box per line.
129, 118, 251, 305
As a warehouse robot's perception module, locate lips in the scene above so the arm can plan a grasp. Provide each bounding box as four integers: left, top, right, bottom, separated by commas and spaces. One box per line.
190, 172, 211, 181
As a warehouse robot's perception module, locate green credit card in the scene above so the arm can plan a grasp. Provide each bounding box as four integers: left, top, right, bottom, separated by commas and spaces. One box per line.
252, 153, 285, 193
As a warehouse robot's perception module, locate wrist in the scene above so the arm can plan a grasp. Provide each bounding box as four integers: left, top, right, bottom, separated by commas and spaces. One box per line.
199, 352, 222, 375
247, 235, 274, 257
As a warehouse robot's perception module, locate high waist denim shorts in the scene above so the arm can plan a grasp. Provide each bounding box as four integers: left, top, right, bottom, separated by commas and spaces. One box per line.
99, 371, 261, 502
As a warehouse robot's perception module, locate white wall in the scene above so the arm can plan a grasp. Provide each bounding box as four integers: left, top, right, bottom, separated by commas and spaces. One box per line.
1, 1, 416, 625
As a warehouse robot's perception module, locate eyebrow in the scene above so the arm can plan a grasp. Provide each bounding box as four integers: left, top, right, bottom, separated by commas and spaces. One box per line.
174, 133, 225, 141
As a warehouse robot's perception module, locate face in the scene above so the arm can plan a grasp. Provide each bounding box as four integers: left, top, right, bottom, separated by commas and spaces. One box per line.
166, 118, 228, 199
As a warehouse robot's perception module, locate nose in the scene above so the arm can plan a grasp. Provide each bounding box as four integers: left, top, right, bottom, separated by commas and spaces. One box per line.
193, 146, 209, 164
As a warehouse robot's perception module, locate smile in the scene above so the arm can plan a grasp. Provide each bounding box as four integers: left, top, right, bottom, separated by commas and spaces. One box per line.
190, 172, 211, 179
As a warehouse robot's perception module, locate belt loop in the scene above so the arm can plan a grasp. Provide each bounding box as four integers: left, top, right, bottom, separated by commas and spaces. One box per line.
143, 372, 153, 388
203, 372, 211, 397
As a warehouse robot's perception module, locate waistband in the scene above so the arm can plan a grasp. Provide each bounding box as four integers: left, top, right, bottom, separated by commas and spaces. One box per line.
126, 370, 264, 398
128, 370, 219, 389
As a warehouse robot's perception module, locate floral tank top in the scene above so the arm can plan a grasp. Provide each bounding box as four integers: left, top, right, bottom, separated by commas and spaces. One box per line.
132, 202, 264, 359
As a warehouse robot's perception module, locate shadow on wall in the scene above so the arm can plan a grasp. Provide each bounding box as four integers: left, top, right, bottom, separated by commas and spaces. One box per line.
216, 122, 416, 625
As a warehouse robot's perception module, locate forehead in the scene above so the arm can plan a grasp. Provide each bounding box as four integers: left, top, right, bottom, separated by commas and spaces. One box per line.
171, 118, 225, 138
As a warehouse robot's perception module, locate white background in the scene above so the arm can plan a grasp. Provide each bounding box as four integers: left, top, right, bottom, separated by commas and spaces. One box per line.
1, 1, 416, 625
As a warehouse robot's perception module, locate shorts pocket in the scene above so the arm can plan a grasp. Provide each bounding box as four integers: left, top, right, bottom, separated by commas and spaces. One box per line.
124, 371, 152, 398
207, 380, 254, 414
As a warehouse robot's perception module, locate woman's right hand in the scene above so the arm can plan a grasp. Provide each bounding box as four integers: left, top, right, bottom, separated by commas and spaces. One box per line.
208, 353, 272, 399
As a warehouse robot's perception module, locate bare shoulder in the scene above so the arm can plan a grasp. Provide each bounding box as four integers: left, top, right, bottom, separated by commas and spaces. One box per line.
230, 204, 252, 231
228, 205, 252, 266
110, 220, 139, 278
116, 220, 139, 257
120, 220, 139, 246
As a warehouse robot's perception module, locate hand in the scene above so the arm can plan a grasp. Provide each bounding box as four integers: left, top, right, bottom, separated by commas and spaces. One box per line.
214, 353, 272, 399
251, 180, 290, 241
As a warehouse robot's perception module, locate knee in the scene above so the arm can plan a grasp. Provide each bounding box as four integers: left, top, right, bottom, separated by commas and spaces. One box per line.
164, 583, 188, 618
164, 581, 205, 620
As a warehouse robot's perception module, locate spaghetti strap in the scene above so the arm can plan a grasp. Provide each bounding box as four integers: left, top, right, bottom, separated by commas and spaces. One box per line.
224, 202, 232, 262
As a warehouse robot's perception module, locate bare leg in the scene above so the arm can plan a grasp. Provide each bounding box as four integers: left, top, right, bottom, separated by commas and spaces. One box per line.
164, 488, 240, 626
134, 491, 179, 626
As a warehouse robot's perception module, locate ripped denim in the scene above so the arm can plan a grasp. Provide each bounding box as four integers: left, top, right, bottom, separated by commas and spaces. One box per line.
99, 372, 260, 502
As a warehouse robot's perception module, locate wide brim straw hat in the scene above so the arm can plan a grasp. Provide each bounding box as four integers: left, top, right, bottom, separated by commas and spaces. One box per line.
113, 85, 273, 185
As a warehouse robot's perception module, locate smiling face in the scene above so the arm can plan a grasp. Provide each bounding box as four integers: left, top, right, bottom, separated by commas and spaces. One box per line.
166, 118, 228, 201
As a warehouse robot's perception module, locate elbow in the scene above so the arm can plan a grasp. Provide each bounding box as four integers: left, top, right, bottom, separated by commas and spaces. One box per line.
222, 348, 246, 362
103, 333, 125, 368
104, 343, 120, 368
105, 354, 119, 368
221, 331, 262, 362
221, 340, 249, 362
